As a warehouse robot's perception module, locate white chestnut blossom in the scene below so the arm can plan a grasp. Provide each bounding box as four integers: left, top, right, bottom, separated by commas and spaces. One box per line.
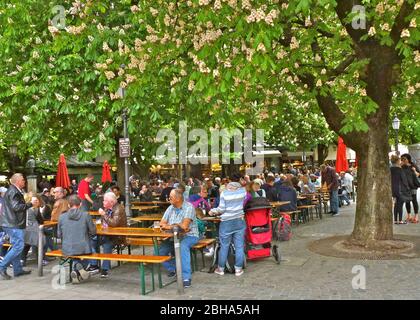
368, 27, 376, 36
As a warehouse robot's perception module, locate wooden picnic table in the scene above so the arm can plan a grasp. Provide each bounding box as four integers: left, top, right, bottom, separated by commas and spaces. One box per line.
131, 214, 163, 222
270, 201, 291, 207
131, 205, 160, 211
88, 211, 102, 216
131, 201, 170, 206
96, 225, 171, 238
43, 221, 58, 228
200, 216, 279, 223
95, 224, 184, 293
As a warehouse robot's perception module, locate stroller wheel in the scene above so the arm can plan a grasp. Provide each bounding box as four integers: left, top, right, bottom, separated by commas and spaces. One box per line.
272, 245, 281, 264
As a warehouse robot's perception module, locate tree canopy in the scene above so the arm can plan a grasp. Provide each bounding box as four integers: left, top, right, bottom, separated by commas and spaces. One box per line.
0, 0, 418, 170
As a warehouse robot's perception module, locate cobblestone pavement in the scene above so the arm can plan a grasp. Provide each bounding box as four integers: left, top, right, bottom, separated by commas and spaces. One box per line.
1, 202, 420, 300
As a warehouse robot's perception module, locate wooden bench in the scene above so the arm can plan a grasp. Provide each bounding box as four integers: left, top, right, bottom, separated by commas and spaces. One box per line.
46, 250, 171, 295
191, 238, 216, 272
126, 237, 162, 255
297, 205, 317, 222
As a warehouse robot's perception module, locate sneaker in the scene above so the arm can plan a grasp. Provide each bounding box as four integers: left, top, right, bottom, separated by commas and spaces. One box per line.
332, 212, 340, 216
0, 269, 11, 280
183, 279, 191, 288
70, 270, 81, 284
204, 247, 214, 257
78, 268, 91, 281
86, 265, 100, 274
235, 268, 244, 277
214, 267, 224, 275
100, 270, 109, 278
167, 271, 176, 278
42, 260, 48, 266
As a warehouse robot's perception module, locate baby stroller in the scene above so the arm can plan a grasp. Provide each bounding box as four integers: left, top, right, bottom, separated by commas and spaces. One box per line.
244, 197, 280, 264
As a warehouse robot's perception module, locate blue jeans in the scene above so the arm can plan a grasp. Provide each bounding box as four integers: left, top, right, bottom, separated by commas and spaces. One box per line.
44, 229, 55, 252
218, 218, 246, 269
330, 190, 339, 213
90, 236, 114, 270
0, 227, 24, 275
159, 236, 199, 281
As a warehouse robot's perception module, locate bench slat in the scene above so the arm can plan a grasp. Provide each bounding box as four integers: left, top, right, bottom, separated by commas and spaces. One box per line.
127, 238, 160, 246
192, 238, 216, 249
45, 250, 170, 264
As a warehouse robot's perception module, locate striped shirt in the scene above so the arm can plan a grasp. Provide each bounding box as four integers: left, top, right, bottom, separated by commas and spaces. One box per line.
162, 201, 199, 238
211, 182, 247, 221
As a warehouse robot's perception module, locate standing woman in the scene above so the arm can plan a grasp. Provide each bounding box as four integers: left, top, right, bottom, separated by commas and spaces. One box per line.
22, 195, 49, 265
390, 155, 412, 224
400, 154, 420, 223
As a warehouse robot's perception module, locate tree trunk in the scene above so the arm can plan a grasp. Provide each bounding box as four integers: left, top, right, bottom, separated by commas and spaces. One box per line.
347, 46, 396, 244
350, 127, 393, 243
317, 144, 329, 166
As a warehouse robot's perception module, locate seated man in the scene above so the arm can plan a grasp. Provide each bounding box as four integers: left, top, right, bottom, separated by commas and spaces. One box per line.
87, 192, 127, 278
58, 195, 96, 283
159, 189, 199, 288
111, 186, 125, 206
277, 180, 298, 212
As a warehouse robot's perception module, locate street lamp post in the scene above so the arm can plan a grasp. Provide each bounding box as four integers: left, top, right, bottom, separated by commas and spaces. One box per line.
9, 144, 17, 174
118, 64, 131, 219
392, 116, 400, 156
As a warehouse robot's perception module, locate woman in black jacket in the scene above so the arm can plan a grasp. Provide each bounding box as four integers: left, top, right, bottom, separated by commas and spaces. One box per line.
401, 154, 420, 223
390, 155, 412, 224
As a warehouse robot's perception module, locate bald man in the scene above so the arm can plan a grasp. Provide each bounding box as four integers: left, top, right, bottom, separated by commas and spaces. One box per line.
87, 192, 126, 278
0, 174, 33, 280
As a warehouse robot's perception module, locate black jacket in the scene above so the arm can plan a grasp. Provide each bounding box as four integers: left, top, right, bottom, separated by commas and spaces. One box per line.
261, 183, 277, 201
1, 185, 32, 229
402, 164, 420, 190
390, 166, 412, 201
277, 185, 298, 212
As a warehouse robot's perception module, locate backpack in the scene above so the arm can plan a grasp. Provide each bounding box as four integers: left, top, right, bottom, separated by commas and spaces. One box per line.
208, 241, 236, 274
275, 214, 292, 241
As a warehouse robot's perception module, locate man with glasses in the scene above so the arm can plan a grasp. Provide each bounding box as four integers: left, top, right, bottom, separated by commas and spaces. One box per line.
159, 189, 199, 288
51, 187, 69, 222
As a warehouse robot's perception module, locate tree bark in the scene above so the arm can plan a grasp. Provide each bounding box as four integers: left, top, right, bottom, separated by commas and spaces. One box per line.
351, 128, 393, 242
317, 144, 329, 166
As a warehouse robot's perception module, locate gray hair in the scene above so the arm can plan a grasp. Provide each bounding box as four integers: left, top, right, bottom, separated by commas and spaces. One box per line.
10, 173, 24, 184
54, 187, 64, 194
68, 195, 81, 207
171, 188, 184, 200
104, 192, 118, 203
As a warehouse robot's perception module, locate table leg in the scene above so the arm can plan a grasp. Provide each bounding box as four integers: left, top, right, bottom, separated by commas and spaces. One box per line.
38, 225, 44, 277
173, 228, 184, 295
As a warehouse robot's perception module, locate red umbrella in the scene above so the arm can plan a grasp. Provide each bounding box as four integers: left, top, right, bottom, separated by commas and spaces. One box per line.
101, 160, 112, 184
335, 137, 349, 172
56, 154, 70, 189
